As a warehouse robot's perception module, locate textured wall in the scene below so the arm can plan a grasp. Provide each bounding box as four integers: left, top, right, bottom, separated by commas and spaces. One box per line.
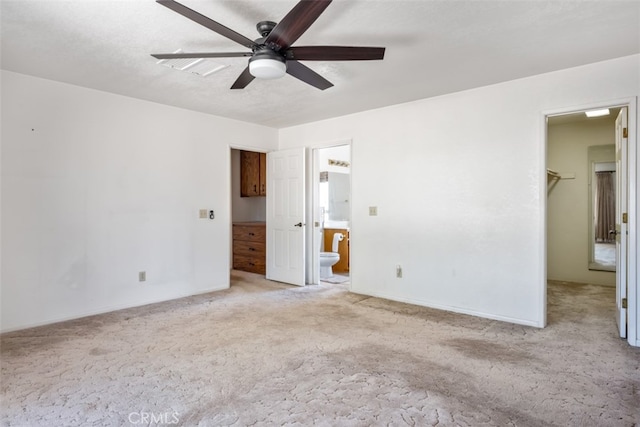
279, 55, 639, 328
1, 71, 278, 331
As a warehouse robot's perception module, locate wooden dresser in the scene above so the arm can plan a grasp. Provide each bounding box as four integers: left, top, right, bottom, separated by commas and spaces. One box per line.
233, 222, 266, 274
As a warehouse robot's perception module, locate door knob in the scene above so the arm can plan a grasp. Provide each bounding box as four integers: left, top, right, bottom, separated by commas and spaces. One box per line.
294, 222, 303, 227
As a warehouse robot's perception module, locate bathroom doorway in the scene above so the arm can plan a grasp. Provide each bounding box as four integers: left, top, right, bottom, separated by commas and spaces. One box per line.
312, 144, 351, 286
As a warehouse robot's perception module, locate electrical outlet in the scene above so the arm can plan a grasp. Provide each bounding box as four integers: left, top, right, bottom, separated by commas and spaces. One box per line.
369, 206, 378, 216
139, 271, 146, 282
199, 209, 207, 219
396, 265, 402, 278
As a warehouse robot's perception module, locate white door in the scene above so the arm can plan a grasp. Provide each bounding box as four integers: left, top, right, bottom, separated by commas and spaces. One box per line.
266, 147, 306, 286
615, 107, 628, 338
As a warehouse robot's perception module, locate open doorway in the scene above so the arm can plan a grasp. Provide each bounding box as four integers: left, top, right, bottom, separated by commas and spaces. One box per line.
545, 103, 629, 339
312, 144, 351, 286
230, 148, 267, 278
547, 108, 619, 284
590, 149, 616, 271
230, 146, 307, 287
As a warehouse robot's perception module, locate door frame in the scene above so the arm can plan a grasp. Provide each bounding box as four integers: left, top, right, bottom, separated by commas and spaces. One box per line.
310, 139, 352, 286
541, 97, 638, 347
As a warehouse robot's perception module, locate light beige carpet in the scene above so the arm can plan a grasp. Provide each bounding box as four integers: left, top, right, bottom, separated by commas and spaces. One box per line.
1, 272, 639, 426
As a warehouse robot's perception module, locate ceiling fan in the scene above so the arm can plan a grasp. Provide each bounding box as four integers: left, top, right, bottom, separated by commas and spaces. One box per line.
151, 0, 385, 90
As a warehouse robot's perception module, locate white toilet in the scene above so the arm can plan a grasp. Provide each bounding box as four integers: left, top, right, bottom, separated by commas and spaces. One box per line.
320, 232, 344, 279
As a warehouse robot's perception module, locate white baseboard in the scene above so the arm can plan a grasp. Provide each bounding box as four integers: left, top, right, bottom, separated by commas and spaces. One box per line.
350, 288, 542, 328
0, 284, 229, 334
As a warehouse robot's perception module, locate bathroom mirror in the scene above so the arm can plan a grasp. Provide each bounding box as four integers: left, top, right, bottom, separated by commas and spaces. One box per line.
319, 172, 350, 223
588, 145, 616, 272
327, 173, 350, 221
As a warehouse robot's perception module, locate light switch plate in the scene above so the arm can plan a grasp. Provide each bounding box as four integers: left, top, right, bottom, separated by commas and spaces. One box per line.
369, 206, 378, 216
199, 209, 207, 219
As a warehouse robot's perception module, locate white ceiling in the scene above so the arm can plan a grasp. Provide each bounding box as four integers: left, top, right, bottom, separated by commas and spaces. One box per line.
2, 0, 639, 129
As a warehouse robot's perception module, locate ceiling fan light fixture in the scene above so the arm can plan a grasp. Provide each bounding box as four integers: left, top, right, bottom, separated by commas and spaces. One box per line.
153, 0, 385, 90
249, 51, 286, 79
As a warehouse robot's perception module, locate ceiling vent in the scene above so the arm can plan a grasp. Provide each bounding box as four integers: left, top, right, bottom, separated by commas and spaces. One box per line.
157, 49, 228, 77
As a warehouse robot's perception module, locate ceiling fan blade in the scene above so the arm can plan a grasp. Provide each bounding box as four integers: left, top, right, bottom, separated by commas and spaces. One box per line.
152, 52, 252, 60
286, 60, 333, 90
286, 46, 385, 61
265, 0, 332, 51
230, 67, 255, 89
157, 0, 257, 49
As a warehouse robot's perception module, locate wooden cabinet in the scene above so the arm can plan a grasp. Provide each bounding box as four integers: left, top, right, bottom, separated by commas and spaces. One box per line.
240, 151, 267, 197
323, 228, 349, 272
233, 222, 266, 274
258, 152, 266, 196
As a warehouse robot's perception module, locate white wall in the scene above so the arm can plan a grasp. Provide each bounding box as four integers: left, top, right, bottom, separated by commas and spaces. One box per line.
279, 55, 639, 328
3, 56, 639, 341
318, 145, 351, 174
0, 70, 278, 332
547, 118, 616, 285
